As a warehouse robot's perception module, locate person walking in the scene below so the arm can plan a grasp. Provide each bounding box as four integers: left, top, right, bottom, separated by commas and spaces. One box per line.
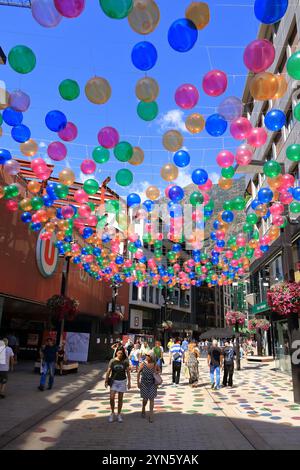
153, 340, 164, 372
222, 341, 236, 387
207, 339, 223, 390
181, 337, 189, 353
38, 338, 58, 391
111, 339, 126, 358
129, 343, 141, 372
0, 338, 14, 398
170, 338, 184, 387
137, 351, 160, 423
185, 342, 200, 387
140, 341, 150, 361
105, 349, 131, 423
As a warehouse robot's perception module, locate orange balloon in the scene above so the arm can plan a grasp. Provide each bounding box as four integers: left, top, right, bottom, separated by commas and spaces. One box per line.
160, 163, 178, 181
218, 177, 233, 190
146, 185, 160, 200
19, 198, 32, 211
163, 130, 183, 152
255, 204, 268, 217
268, 174, 283, 190
27, 180, 41, 194
185, 1, 210, 30
268, 226, 280, 240
185, 113, 205, 133
129, 146, 144, 166
250, 72, 279, 101
46, 207, 56, 219
135, 77, 159, 102
85, 77, 111, 105
20, 139, 38, 157
273, 74, 288, 100
59, 168, 75, 186
128, 0, 160, 34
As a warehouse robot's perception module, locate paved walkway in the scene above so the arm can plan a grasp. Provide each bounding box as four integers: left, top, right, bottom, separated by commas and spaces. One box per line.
1, 359, 300, 450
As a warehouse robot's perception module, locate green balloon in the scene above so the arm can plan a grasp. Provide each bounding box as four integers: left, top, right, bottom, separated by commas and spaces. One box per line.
115, 169, 133, 186
99, 0, 133, 19
4, 184, 19, 199
0, 114, 2, 126
83, 179, 99, 195
243, 222, 253, 233
246, 213, 258, 225
287, 51, 300, 80
8, 45, 36, 74
31, 196, 44, 210
286, 144, 300, 162
55, 184, 69, 199
92, 146, 110, 164
137, 101, 158, 121
263, 160, 281, 178
223, 200, 233, 211
280, 217, 288, 228
221, 166, 235, 179
294, 103, 300, 122
190, 191, 204, 206
143, 233, 152, 244
114, 141, 133, 162
246, 248, 254, 259
232, 196, 245, 211
87, 202, 96, 212
105, 199, 119, 213
59, 79, 80, 101
252, 230, 260, 240
290, 201, 300, 213
205, 199, 214, 211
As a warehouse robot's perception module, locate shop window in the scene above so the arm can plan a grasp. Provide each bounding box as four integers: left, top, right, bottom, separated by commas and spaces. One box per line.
132, 284, 138, 301
269, 256, 284, 285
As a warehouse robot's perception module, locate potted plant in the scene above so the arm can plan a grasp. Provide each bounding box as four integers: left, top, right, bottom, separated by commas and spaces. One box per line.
267, 282, 300, 316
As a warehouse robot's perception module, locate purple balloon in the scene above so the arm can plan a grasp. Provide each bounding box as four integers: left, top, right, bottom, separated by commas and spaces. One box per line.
218, 96, 243, 122
54, 0, 85, 18
47, 141, 67, 161
98, 127, 119, 149
58, 122, 78, 142
81, 159, 96, 175
31, 0, 62, 28
9, 90, 30, 112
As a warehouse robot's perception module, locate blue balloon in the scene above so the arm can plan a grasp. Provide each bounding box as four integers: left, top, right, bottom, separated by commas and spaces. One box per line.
83, 227, 94, 239
217, 240, 225, 248
263, 210, 271, 220
168, 18, 198, 52
293, 187, 300, 201
254, 0, 288, 24
168, 185, 184, 202
192, 168, 208, 185
143, 199, 154, 212
127, 193, 141, 207
172, 243, 181, 253
222, 210, 234, 223
260, 245, 269, 253
264, 109, 286, 131
11, 124, 31, 143
115, 256, 124, 265
251, 198, 260, 210
3, 107, 23, 126
213, 220, 221, 230
64, 236, 72, 242
21, 212, 32, 223
210, 231, 217, 241
0, 148, 12, 164
258, 187, 273, 203
131, 41, 157, 71
93, 247, 102, 256
43, 195, 54, 207
45, 110, 67, 132
56, 208, 64, 219
30, 222, 42, 232
135, 239, 142, 248
173, 150, 190, 168
205, 114, 227, 136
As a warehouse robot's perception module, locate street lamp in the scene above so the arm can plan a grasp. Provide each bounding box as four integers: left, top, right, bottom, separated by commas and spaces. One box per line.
232, 282, 242, 371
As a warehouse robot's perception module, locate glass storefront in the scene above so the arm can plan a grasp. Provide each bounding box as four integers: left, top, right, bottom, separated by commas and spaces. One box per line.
274, 319, 292, 374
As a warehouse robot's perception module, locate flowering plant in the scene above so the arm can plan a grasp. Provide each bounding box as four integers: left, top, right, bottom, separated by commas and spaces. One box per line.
103, 311, 124, 326
162, 320, 173, 330
267, 282, 300, 316
46, 295, 79, 321
248, 319, 271, 332
225, 311, 246, 326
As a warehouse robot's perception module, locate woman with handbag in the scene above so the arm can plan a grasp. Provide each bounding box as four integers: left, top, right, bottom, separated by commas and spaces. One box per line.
137, 351, 161, 423
105, 349, 131, 423
186, 342, 200, 388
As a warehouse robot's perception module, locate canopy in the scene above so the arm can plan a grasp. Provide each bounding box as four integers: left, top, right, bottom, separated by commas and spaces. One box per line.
199, 327, 236, 340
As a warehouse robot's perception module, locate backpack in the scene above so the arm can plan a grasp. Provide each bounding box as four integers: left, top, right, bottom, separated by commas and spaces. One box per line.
224, 348, 235, 364
173, 352, 181, 361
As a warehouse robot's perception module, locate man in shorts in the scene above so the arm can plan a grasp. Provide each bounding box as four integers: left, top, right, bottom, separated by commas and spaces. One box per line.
0, 338, 14, 398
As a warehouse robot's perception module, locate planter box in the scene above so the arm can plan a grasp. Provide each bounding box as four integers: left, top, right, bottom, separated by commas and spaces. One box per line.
34, 361, 79, 374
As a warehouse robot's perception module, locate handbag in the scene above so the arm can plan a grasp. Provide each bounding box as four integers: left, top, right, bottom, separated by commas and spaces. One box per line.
153, 371, 163, 386
107, 376, 114, 387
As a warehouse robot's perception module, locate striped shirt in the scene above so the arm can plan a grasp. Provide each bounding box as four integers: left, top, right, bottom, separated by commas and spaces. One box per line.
170, 344, 184, 362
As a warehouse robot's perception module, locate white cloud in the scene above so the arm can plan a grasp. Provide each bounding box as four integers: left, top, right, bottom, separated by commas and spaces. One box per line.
39, 141, 47, 149
157, 109, 186, 133
209, 172, 220, 184
175, 167, 192, 188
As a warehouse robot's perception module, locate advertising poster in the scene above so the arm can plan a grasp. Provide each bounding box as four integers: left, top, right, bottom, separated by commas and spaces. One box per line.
65, 332, 90, 362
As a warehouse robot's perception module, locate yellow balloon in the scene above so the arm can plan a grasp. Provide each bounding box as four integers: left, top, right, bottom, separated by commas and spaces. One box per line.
20, 139, 38, 157
135, 77, 159, 102
27, 180, 41, 194
273, 74, 288, 100
129, 146, 144, 165
128, 0, 160, 34
160, 163, 178, 181
163, 130, 183, 152
59, 168, 75, 186
19, 198, 32, 211
0, 89, 10, 110
218, 177, 233, 190
146, 185, 160, 200
250, 72, 279, 101
85, 77, 111, 105
185, 1, 210, 30
185, 113, 205, 134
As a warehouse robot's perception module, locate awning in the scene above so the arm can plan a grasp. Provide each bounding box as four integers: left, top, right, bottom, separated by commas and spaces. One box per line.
199, 327, 236, 340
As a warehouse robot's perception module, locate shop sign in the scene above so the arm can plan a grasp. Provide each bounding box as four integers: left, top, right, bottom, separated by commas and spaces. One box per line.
252, 301, 269, 315
36, 230, 58, 278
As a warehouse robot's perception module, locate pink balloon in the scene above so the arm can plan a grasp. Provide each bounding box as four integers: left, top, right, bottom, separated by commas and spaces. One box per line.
260, 235, 271, 245
230, 117, 252, 140
9, 90, 30, 112
175, 83, 199, 109
270, 202, 284, 215
198, 179, 212, 191
74, 189, 89, 203
247, 127, 267, 148
78, 204, 91, 217
279, 174, 295, 190
54, 0, 85, 18
165, 184, 175, 198
216, 150, 235, 168
58, 122, 78, 141
80, 159, 96, 174
31, 158, 47, 170
272, 214, 284, 226
61, 205, 75, 219
6, 200, 18, 212
98, 127, 119, 149
37, 167, 52, 180
236, 143, 253, 165
280, 190, 293, 205
254, 247, 263, 258
47, 141, 67, 161
202, 70, 228, 97
243, 39, 275, 73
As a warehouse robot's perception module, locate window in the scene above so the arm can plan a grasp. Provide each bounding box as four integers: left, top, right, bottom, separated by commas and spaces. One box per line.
149, 286, 153, 304
269, 256, 284, 285
132, 284, 138, 301
142, 287, 147, 302
155, 289, 160, 305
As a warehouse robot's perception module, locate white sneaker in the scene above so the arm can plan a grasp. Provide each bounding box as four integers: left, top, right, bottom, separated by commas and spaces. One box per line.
117, 414, 123, 423
108, 413, 115, 423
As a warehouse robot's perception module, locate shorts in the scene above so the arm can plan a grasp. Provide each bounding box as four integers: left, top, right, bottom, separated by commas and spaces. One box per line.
0, 371, 8, 384
131, 359, 139, 367
110, 379, 127, 393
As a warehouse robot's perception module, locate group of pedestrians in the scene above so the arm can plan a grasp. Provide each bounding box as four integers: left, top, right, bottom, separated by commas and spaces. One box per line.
104, 336, 238, 423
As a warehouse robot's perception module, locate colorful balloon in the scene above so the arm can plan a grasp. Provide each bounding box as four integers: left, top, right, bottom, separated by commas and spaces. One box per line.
263, 160, 282, 178
287, 51, 300, 80
59, 168, 75, 185
8, 45, 36, 74
161, 163, 178, 181
192, 168, 208, 185
98, 127, 119, 148
163, 130, 183, 152
85, 77, 111, 104
114, 141, 133, 162
99, 0, 133, 19
243, 39, 275, 73
131, 41, 157, 71
11, 124, 31, 143
185, 113, 205, 133
129, 146, 144, 165
286, 144, 300, 162
146, 185, 160, 200
202, 70, 227, 97
218, 96, 243, 122
185, 1, 210, 30
31, 0, 62, 27
54, 0, 85, 18
175, 83, 199, 109
3, 159, 20, 175
81, 159, 96, 175
59, 79, 80, 101
137, 101, 158, 121
47, 141, 67, 161
264, 109, 286, 131
169, 185, 185, 202
9, 90, 30, 112
135, 77, 159, 102
45, 110, 67, 132
250, 72, 279, 100
216, 150, 234, 168
83, 179, 99, 195
3, 107, 23, 126
58, 122, 78, 142
173, 150, 190, 167
236, 144, 253, 165
247, 127, 268, 148
230, 117, 252, 140
168, 18, 198, 53
92, 146, 110, 164
20, 139, 38, 157
128, 0, 160, 34
115, 169, 133, 186
273, 74, 288, 99
205, 114, 227, 136
127, 193, 141, 207
254, 0, 288, 24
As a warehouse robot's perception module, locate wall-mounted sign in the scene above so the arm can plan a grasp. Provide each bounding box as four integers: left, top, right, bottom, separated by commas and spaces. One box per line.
130, 309, 143, 330
252, 301, 269, 315
36, 231, 58, 278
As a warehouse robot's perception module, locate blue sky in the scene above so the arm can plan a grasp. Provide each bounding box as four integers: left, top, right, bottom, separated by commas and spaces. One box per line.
0, 0, 259, 198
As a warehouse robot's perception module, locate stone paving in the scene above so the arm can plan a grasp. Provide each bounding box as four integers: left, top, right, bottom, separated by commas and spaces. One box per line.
1, 358, 300, 450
